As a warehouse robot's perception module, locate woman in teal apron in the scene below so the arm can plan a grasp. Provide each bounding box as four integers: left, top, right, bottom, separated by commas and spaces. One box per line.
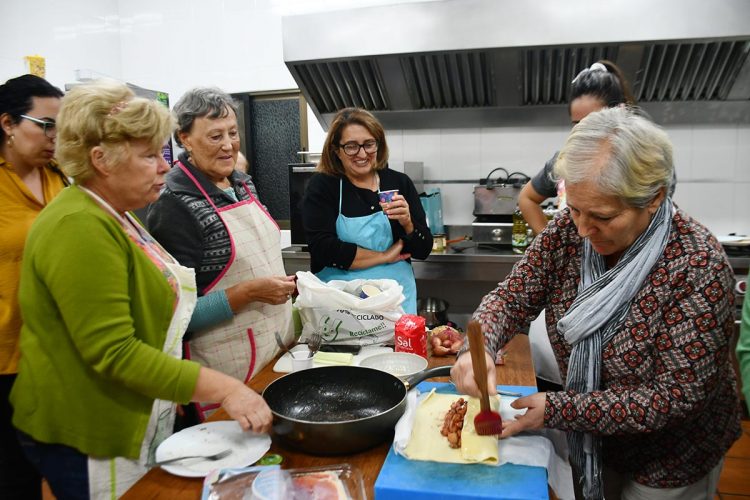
302, 108, 432, 314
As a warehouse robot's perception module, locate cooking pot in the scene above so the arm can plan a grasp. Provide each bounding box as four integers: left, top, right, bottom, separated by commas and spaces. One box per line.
417, 297, 449, 329
262, 365, 450, 455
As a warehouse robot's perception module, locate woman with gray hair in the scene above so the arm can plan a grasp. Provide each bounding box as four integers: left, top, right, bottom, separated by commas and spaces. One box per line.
451, 107, 740, 499
147, 87, 295, 422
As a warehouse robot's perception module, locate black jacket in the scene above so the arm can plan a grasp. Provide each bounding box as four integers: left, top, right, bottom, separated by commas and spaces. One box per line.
302, 166, 432, 274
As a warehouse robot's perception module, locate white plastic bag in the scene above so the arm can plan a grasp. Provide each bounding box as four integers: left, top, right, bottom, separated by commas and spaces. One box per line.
294, 271, 405, 345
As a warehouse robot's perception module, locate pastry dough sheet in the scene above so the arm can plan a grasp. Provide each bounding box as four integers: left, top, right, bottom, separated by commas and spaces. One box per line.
403, 391, 500, 465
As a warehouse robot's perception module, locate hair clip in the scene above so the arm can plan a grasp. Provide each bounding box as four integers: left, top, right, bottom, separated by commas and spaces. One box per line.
108, 100, 129, 117
571, 62, 609, 84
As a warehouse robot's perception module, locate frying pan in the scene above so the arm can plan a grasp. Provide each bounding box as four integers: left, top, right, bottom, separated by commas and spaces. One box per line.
262, 365, 451, 455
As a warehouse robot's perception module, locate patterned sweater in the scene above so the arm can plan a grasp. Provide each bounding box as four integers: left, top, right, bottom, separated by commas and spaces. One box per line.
147, 153, 259, 293
474, 208, 741, 488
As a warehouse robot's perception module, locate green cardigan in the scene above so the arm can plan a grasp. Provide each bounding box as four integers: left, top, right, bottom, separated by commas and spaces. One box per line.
739, 283, 750, 412
11, 186, 201, 459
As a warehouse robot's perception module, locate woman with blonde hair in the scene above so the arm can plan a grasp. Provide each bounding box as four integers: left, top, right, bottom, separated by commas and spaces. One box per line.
10, 80, 272, 499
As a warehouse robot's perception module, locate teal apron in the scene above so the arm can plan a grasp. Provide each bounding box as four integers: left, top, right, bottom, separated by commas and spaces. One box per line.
316, 178, 417, 314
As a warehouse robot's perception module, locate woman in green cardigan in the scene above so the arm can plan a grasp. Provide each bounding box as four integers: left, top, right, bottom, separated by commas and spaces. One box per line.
10, 80, 272, 500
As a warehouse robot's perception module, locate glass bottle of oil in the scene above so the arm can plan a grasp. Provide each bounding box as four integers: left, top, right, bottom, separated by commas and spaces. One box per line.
512, 207, 528, 254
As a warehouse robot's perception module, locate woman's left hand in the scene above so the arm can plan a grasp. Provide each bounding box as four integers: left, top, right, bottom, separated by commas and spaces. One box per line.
500, 392, 546, 438
381, 194, 414, 233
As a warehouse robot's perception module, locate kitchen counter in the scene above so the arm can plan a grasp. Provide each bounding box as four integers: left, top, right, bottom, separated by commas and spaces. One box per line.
122, 335, 538, 499
283, 244, 524, 282
283, 245, 750, 319
283, 244, 750, 279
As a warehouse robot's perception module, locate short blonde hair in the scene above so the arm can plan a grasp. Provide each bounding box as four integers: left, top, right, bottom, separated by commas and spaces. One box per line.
56, 79, 175, 182
318, 108, 389, 176
554, 106, 673, 208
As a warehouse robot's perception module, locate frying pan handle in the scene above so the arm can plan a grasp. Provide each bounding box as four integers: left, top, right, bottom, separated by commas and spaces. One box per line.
403, 365, 452, 389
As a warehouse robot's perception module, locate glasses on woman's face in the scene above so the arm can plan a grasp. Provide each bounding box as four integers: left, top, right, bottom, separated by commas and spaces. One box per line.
338, 139, 378, 157
20, 115, 57, 138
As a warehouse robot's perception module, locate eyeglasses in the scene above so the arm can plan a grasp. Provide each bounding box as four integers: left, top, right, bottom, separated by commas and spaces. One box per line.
338, 139, 378, 157
20, 115, 57, 138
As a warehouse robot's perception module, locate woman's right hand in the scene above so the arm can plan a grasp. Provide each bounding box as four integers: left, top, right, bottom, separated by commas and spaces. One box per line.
226, 275, 296, 311
450, 350, 497, 398
192, 368, 273, 433
221, 383, 273, 433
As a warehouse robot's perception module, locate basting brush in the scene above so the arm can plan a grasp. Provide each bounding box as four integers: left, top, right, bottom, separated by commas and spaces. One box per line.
467, 321, 503, 436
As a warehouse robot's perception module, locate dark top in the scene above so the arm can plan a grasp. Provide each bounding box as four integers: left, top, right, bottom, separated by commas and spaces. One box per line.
146, 153, 259, 293
529, 151, 560, 199
302, 167, 432, 274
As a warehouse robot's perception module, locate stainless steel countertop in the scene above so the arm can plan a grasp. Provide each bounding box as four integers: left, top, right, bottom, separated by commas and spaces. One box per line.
282, 245, 750, 278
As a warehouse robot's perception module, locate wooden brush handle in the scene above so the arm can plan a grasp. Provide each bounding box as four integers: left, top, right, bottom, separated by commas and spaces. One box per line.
467, 321, 491, 413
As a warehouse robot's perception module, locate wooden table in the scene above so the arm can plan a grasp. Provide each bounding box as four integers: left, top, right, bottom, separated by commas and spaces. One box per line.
122, 335, 536, 499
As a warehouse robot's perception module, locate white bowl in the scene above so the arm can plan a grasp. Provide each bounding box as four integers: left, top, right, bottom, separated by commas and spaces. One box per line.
358, 352, 428, 379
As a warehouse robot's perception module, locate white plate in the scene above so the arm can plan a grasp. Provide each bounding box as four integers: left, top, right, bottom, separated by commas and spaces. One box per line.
717, 235, 750, 247
155, 421, 271, 477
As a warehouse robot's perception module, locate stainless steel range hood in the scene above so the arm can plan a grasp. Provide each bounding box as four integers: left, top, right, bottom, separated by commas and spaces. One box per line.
282, 0, 750, 129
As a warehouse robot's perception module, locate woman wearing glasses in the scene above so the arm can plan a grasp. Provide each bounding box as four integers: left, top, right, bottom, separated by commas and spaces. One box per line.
0, 74, 64, 500
147, 87, 295, 423
302, 107, 432, 314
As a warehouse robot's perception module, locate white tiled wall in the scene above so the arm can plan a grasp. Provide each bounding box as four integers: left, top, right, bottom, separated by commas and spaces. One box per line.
2, 0, 748, 236
387, 124, 750, 234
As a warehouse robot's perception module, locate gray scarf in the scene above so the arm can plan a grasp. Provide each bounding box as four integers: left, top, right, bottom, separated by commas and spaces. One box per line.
557, 198, 673, 499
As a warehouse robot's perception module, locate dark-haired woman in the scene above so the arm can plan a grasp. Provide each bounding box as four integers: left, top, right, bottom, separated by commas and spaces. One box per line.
0, 74, 65, 500
519, 60, 637, 235
302, 107, 432, 314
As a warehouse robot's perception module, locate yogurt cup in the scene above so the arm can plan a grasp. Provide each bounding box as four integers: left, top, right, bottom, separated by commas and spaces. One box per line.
378, 189, 398, 204
359, 284, 382, 299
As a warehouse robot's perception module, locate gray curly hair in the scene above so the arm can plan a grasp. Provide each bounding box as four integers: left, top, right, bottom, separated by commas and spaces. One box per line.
172, 87, 238, 147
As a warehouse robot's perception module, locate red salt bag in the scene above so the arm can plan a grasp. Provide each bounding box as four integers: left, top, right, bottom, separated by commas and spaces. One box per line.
394, 314, 427, 359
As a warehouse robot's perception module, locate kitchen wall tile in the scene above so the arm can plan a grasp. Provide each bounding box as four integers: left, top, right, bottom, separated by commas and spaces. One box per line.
674, 182, 735, 236
479, 127, 524, 175
403, 130, 441, 180
735, 126, 750, 183
386, 129, 404, 165
732, 182, 750, 236
691, 125, 738, 181
307, 106, 328, 153
431, 183, 475, 225
520, 127, 569, 178
440, 128, 480, 181
663, 126, 693, 182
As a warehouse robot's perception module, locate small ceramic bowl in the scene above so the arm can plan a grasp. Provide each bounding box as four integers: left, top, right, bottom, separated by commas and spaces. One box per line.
358, 352, 428, 379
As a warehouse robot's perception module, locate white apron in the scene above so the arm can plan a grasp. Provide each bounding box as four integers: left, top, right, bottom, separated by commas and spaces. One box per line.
177, 163, 292, 420
80, 188, 197, 500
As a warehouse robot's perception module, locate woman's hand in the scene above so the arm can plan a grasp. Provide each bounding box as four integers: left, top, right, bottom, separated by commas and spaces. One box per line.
350, 240, 410, 270
500, 392, 546, 438
450, 350, 497, 398
381, 194, 414, 234
221, 383, 273, 433
192, 368, 272, 433
383, 239, 411, 264
226, 275, 296, 311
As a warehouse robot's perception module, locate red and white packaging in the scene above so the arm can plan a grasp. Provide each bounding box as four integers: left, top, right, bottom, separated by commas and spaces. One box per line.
394, 314, 427, 359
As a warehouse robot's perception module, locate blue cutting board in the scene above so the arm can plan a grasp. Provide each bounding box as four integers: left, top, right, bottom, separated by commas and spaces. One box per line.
374, 383, 548, 500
